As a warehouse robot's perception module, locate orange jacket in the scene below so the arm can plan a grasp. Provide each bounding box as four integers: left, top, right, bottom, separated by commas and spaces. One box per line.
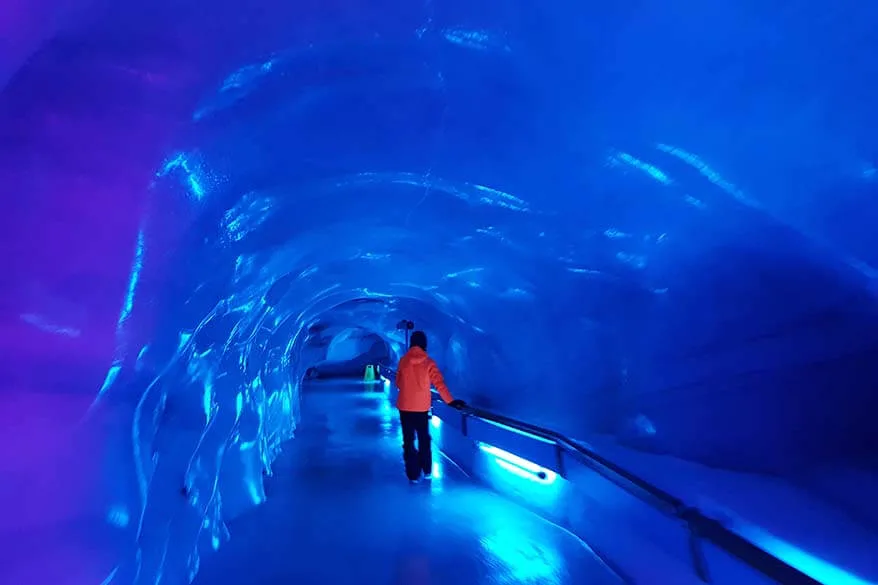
395, 347, 454, 412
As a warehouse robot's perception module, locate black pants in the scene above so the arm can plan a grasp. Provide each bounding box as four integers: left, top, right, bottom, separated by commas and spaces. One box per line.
399, 410, 432, 480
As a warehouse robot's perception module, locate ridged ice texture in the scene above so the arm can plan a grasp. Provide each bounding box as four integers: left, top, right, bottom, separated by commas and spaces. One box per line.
1, 1, 878, 585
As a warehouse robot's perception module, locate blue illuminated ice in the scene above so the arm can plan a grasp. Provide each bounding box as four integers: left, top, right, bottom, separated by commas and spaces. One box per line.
2, 2, 878, 585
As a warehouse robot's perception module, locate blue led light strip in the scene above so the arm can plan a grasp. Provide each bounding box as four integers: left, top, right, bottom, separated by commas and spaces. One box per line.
478, 443, 558, 485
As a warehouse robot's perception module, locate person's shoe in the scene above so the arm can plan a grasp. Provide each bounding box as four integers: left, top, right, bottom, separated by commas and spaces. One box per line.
423, 473, 432, 480
409, 478, 420, 485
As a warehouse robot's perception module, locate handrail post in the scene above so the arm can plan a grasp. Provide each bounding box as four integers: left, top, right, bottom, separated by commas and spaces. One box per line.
554, 442, 566, 479
681, 508, 711, 583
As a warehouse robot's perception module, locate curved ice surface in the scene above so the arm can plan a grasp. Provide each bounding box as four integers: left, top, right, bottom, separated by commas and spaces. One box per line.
1, 1, 878, 584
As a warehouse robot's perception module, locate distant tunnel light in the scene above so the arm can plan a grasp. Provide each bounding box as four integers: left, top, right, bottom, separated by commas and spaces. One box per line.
430, 414, 442, 429
479, 443, 557, 485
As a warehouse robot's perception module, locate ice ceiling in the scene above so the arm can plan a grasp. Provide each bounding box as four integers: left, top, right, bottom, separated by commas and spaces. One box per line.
2, 1, 878, 584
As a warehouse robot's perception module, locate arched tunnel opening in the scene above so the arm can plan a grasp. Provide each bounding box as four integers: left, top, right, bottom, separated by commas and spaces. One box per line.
300, 314, 394, 380
2, 2, 878, 585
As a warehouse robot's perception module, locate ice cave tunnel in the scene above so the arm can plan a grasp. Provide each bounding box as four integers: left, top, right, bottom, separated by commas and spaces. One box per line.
2, 1, 878, 584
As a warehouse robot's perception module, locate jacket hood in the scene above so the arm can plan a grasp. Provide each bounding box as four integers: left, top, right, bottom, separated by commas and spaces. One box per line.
403, 346, 429, 364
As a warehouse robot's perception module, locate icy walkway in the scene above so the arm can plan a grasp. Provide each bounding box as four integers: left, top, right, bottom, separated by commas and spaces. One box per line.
193, 380, 622, 585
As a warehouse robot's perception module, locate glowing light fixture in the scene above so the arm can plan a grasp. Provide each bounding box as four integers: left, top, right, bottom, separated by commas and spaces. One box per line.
430, 414, 442, 429
479, 443, 557, 485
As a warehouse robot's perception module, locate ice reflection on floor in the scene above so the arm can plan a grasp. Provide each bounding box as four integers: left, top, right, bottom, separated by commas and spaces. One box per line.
192, 380, 620, 585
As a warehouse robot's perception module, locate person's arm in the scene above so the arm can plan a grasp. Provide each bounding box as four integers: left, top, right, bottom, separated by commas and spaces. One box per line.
427, 359, 454, 404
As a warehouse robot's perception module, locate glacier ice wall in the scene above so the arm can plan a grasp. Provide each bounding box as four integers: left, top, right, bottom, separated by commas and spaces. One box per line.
1, 1, 877, 584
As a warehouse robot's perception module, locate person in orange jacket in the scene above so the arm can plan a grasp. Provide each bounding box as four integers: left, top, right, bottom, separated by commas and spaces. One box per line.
395, 330, 465, 483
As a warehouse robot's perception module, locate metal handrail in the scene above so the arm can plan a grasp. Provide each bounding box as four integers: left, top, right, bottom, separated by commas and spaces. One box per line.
381, 368, 822, 584
453, 403, 821, 585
